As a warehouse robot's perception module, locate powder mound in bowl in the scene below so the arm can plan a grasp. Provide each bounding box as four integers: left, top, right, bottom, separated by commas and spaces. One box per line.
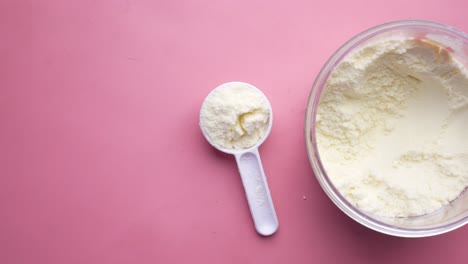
200, 83, 270, 150
316, 38, 468, 217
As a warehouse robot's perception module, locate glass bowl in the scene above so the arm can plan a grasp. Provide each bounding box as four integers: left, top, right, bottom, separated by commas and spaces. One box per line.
305, 20, 468, 237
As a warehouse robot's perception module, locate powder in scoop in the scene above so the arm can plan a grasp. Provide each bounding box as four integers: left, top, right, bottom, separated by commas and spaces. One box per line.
200, 83, 270, 150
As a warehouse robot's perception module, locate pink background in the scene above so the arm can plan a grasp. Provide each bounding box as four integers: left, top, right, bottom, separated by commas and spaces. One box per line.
1, 0, 467, 263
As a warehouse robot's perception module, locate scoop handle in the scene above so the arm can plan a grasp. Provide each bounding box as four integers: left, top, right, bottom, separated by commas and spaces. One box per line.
235, 148, 279, 236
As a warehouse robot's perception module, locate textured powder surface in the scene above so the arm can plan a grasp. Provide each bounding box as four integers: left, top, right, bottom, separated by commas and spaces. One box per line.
316, 38, 468, 217
200, 83, 270, 150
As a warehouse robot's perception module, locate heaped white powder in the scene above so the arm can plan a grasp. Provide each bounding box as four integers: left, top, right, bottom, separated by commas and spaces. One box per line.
200, 83, 270, 150
316, 38, 468, 217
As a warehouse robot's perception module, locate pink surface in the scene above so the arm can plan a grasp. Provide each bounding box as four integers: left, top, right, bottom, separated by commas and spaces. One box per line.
1, 0, 468, 263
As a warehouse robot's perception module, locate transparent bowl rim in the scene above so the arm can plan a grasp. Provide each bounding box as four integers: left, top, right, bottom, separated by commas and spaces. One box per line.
305, 19, 468, 238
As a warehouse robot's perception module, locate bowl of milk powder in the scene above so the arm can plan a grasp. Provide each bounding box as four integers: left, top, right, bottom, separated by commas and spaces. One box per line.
305, 20, 468, 237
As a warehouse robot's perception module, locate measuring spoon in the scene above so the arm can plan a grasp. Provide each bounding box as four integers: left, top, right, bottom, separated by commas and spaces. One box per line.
200, 82, 279, 236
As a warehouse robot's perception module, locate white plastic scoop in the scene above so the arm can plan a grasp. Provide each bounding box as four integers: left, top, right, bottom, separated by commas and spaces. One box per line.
200, 82, 279, 236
